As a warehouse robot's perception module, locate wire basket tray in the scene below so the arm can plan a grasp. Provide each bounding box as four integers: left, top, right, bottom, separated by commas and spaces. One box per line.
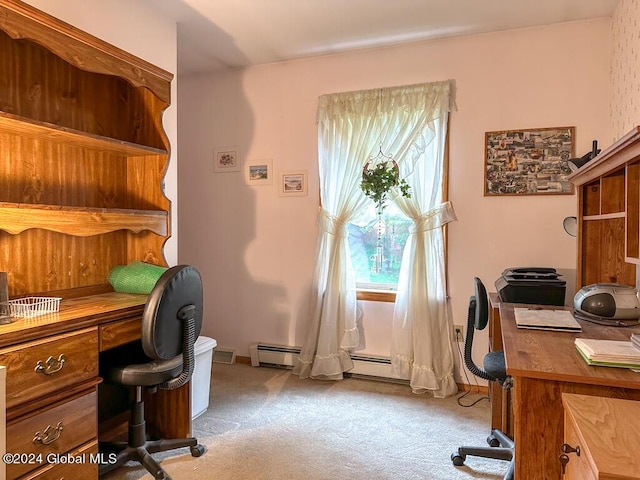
6, 296, 61, 318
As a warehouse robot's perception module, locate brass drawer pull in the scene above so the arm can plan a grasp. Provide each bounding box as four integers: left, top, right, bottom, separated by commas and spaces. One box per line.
35, 354, 66, 375
33, 421, 64, 445
561, 443, 580, 456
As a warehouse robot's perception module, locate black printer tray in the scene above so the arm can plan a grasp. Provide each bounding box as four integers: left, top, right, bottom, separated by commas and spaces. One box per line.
495, 267, 566, 306
505, 267, 562, 282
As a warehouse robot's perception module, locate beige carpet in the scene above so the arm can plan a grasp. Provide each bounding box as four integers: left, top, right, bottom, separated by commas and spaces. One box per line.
102, 362, 509, 480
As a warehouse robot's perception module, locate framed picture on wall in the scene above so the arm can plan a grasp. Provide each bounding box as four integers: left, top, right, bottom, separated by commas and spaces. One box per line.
278, 170, 308, 196
484, 126, 575, 196
245, 159, 273, 185
214, 146, 241, 173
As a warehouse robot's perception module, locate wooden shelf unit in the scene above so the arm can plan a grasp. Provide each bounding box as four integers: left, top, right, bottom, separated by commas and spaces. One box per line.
0, 3, 188, 478
567, 127, 640, 289
0, 0, 173, 297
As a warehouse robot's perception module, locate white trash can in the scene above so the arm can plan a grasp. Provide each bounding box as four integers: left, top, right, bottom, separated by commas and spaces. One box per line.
191, 336, 217, 419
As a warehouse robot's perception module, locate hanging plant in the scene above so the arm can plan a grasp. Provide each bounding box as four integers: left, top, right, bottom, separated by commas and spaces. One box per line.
361, 159, 411, 212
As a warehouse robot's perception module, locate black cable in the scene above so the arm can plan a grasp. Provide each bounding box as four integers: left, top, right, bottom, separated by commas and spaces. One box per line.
454, 327, 489, 408
573, 310, 640, 327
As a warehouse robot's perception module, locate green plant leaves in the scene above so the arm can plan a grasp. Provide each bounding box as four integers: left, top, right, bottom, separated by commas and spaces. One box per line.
361, 160, 411, 211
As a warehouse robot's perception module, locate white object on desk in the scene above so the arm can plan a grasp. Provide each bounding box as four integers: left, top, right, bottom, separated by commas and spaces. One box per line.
575, 338, 640, 368
514, 307, 582, 331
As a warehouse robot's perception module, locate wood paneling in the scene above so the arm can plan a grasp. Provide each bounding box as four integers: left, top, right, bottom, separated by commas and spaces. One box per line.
581, 217, 635, 286
627, 161, 640, 260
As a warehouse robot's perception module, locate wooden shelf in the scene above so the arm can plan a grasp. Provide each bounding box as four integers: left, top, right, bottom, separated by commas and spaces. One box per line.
583, 212, 625, 221
0, 202, 167, 236
0, 111, 167, 156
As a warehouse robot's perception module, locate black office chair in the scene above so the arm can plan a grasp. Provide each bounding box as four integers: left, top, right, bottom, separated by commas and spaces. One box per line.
451, 277, 514, 480
99, 265, 206, 480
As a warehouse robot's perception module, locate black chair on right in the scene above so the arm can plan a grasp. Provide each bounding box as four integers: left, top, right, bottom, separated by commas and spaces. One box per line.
451, 277, 514, 480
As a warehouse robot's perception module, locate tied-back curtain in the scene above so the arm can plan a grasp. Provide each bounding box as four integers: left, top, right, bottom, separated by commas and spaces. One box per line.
391, 111, 458, 398
294, 80, 456, 381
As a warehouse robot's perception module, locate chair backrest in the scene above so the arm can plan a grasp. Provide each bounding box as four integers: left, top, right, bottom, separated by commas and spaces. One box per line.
473, 276, 489, 331
463, 277, 494, 381
141, 265, 203, 389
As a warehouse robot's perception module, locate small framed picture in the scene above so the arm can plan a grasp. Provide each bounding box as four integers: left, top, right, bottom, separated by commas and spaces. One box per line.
214, 146, 241, 173
245, 159, 273, 185
279, 170, 308, 196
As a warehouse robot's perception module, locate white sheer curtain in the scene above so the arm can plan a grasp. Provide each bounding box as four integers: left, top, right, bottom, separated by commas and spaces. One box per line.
294, 80, 456, 382
391, 114, 458, 398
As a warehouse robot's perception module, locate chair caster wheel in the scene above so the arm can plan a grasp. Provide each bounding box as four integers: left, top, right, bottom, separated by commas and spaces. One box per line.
451, 451, 466, 466
190, 444, 205, 457
487, 434, 500, 447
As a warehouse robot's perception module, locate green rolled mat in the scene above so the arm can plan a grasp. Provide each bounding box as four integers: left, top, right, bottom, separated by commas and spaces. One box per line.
109, 262, 168, 294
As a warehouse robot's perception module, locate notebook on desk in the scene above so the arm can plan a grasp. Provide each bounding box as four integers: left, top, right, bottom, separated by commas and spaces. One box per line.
514, 307, 582, 332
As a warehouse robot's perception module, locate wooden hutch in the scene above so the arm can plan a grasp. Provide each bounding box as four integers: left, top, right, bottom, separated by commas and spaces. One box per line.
0, 1, 187, 478
567, 127, 640, 290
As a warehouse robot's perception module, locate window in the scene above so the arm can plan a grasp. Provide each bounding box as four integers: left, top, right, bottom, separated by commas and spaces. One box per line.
348, 204, 412, 294
297, 81, 456, 389
347, 129, 450, 302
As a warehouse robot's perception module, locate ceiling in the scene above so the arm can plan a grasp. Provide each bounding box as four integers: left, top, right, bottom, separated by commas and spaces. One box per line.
144, 0, 620, 75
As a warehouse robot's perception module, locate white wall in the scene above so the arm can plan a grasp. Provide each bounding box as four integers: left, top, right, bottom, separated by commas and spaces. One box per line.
23, 0, 179, 265
179, 18, 612, 381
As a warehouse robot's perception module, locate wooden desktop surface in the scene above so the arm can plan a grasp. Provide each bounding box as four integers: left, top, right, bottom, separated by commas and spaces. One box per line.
0, 292, 146, 348
499, 301, 640, 479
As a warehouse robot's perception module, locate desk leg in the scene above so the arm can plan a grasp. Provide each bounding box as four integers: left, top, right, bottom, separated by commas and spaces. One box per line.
512, 376, 563, 480
488, 300, 505, 434
145, 382, 192, 438
489, 382, 504, 432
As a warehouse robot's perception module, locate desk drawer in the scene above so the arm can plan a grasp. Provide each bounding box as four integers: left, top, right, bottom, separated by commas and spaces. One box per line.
7, 390, 97, 479
99, 317, 141, 351
0, 328, 98, 408
19, 440, 98, 480
563, 413, 598, 480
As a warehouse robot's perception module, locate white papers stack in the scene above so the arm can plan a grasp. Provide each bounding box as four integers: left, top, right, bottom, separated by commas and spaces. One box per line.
575, 338, 640, 369
632, 333, 640, 351
514, 307, 582, 332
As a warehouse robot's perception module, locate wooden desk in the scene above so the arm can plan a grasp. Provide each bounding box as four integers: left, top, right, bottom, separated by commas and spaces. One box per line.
499, 302, 640, 479
0, 293, 192, 479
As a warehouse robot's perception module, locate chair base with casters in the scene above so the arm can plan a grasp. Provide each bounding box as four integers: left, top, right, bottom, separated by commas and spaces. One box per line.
99, 385, 205, 480
451, 277, 515, 480
451, 428, 514, 480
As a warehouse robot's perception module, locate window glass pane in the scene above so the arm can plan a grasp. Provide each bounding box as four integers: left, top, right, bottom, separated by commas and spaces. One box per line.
348, 203, 412, 290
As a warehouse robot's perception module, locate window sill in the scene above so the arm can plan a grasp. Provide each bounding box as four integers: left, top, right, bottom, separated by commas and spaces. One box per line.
357, 290, 396, 303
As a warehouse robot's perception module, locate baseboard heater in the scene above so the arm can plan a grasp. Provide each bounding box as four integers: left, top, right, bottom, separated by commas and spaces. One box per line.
250, 343, 407, 383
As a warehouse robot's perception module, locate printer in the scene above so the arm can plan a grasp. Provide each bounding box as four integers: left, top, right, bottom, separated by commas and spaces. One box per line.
495, 267, 566, 306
